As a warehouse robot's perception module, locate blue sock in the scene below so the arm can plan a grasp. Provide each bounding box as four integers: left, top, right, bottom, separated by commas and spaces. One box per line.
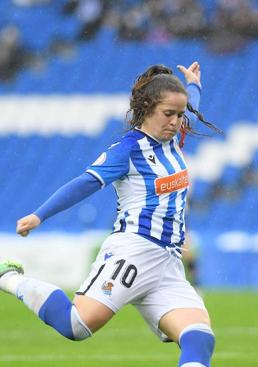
38, 289, 91, 341
39, 289, 74, 339
5, 275, 91, 340
178, 324, 215, 367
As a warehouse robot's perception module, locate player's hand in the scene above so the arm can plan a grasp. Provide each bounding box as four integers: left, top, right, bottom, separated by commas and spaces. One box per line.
16, 214, 41, 237
177, 61, 201, 86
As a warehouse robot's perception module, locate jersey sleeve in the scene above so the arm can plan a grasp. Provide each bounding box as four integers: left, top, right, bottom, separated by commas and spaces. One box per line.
86, 136, 135, 187
34, 173, 101, 222
185, 83, 201, 124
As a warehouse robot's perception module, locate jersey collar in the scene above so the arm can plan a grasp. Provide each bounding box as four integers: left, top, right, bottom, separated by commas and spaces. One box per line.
134, 128, 176, 145
134, 128, 161, 144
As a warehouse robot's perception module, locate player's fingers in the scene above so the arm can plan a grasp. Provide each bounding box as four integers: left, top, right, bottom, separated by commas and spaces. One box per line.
16, 220, 30, 233
193, 65, 200, 75
16, 225, 27, 235
188, 61, 199, 71
16, 226, 29, 236
19, 230, 29, 237
176, 65, 187, 74
16, 219, 27, 227
16, 214, 40, 237
190, 63, 200, 77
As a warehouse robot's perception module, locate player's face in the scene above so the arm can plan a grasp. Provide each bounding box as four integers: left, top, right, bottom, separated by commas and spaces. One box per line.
141, 91, 187, 142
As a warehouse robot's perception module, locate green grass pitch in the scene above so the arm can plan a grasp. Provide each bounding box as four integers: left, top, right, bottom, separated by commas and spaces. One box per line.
0, 291, 258, 366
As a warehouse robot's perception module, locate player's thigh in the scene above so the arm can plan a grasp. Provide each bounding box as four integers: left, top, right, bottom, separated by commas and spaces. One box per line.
159, 307, 211, 343
73, 294, 114, 333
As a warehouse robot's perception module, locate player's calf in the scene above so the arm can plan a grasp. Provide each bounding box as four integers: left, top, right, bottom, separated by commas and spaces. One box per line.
178, 323, 215, 367
0, 260, 92, 341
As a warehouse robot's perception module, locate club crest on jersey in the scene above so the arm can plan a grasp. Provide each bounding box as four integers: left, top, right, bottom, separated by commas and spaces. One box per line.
155, 169, 189, 195
92, 152, 107, 166
101, 281, 114, 296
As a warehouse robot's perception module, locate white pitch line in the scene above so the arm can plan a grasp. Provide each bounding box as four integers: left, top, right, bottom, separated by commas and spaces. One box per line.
1, 326, 258, 339
214, 327, 258, 336
0, 352, 258, 362
0, 354, 170, 362
215, 352, 258, 360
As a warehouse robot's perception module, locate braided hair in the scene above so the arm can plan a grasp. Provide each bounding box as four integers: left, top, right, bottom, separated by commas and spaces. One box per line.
127, 64, 222, 147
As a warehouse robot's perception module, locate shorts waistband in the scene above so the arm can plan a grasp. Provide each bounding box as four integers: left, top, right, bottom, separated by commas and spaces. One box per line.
134, 233, 183, 251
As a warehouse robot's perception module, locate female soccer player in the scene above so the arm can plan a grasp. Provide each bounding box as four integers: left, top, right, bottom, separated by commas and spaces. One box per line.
0, 62, 217, 367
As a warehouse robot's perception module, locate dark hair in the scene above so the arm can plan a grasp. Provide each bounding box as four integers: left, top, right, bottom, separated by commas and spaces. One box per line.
127, 64, 222, 147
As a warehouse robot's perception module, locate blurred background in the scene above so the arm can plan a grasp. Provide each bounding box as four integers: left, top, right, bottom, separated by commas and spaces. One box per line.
0, 0, 258, 289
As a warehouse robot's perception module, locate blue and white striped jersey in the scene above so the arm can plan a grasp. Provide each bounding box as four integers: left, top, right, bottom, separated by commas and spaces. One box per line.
87, 128, 189, 248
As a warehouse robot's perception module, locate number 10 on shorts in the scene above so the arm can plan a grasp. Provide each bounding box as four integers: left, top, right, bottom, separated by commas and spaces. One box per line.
111, 259, 138, 288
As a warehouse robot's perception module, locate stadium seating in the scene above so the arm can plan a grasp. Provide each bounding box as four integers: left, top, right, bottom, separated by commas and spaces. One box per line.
0, 1, 258, 238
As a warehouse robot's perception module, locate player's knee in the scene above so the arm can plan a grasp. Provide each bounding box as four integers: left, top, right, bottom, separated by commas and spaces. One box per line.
69, 305, 92, 341
178, 323, 215, 367
39, 289, 92, 341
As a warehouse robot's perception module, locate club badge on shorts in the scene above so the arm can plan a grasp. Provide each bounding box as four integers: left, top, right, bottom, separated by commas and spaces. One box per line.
101, 281, 114, 296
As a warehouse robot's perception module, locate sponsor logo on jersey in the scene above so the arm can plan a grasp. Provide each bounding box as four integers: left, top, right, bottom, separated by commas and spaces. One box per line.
92, 152, 107, 166
101, 281, 114, 296
155, 169, 189, 195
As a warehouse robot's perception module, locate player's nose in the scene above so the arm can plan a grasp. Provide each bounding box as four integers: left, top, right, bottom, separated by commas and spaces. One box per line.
169, 116, 178, 126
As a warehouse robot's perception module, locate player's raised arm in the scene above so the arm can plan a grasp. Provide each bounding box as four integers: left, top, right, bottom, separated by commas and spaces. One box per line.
176, 61, 221, 141
177, 61, 202, 115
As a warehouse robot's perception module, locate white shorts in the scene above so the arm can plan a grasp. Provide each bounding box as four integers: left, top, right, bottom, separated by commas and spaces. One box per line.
76, 232, 206, 341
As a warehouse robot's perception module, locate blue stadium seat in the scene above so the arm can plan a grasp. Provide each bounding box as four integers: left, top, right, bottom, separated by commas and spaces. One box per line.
221, 165, 241, 186
1, 6, 258, 233
192, 179, 211, 200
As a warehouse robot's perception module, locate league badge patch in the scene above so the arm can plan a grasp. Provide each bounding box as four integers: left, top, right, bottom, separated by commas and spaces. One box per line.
101, 281, 114, 296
